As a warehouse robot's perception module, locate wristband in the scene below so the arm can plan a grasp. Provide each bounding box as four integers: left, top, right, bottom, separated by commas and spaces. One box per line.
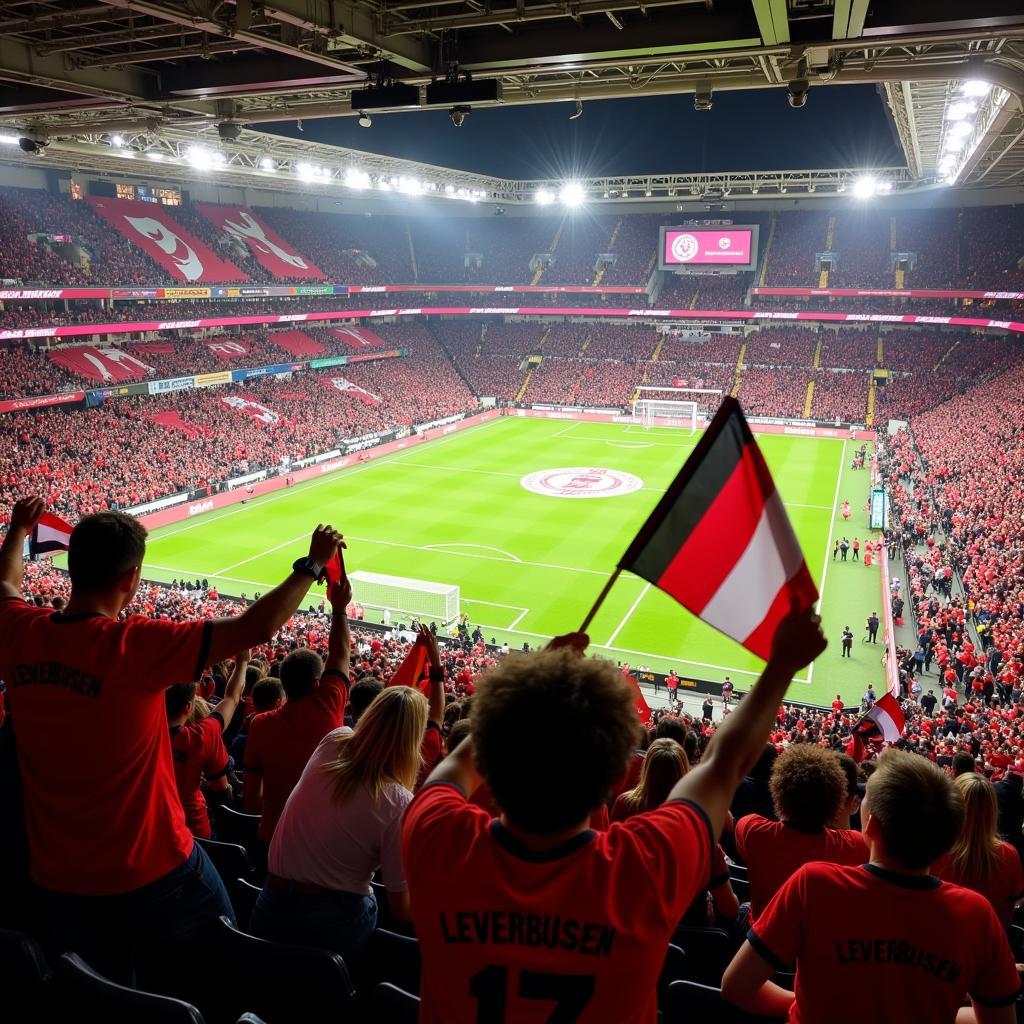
291, 556, 323, 580
428, 667, 445, 681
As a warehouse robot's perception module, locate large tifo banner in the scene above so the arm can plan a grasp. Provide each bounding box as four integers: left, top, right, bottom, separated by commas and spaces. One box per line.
330, 326, 386, 349
221, 394, 280, 426
203, 338, 251, 361
196, 205, 325, 281
86, 197, 247, 284
51, 346, 154, 383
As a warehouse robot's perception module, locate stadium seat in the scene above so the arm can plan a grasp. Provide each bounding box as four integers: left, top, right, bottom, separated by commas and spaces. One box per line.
369, 982, 419, 1024
361, 928, 421, 996
205, 915, 357, 1024
0, 927, 55, 1022
235, 1016, 268, 1024
665, 978, 788, 1024
232, 877, 262, 932
195, 837, 255, 887
56, 952, 204, 1024
658, 943, 688, 1006
729, 875, 751, 903
213, 806, 262, 853
672, 926, 736, 986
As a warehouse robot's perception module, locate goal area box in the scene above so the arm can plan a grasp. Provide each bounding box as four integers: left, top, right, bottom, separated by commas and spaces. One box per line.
348, 570, 460, 624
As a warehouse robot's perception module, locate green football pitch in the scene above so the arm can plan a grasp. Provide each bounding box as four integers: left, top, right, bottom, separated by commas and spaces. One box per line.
140, 416, 887, 707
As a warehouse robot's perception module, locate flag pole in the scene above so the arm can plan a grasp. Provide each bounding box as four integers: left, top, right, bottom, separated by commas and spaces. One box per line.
578, 567, 623, 634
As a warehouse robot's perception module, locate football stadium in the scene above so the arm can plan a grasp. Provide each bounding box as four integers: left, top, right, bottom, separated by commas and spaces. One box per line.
1, 2, 1024, 1021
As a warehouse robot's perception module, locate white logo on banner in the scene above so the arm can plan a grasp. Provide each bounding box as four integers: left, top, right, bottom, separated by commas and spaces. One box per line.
670, 233, 700, 263
221, 395, 279, 424
208, 341, 248, 355
123, 215, 205, 281
719, 236, 732, 249
220, 211, 310, 269
84, 348, 154, 382
520, 467, 643, 499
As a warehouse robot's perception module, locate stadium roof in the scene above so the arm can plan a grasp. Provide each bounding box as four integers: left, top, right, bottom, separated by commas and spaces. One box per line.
0, 1, 1022, 197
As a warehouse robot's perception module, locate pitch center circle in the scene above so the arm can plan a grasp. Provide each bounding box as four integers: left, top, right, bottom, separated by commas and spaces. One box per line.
520, 467, 644, 499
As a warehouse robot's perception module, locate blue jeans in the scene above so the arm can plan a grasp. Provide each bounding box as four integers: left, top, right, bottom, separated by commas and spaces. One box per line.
251, 882, 377, 964
35, 842, 235, 986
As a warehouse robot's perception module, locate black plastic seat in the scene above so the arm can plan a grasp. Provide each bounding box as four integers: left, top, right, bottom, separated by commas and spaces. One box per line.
0, 928, 54, 1022
195, 837, 255, 887
658, 943, 688, 1007
361, 928, 421, 996
213, 806, 262, 852
231, 877, 262, 932
205, 915, 356, 1024
665, 978, 735, 1023
672, 926, 736, 987
369, 982, 419, 1024
56, 953, 204, 1024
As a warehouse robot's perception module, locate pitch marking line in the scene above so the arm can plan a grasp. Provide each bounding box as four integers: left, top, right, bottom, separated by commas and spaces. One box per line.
146, 416, 508, 545
399, 461, 522, 480
605, 582, 651, 648
807, 439, 847, 686
424, 543, 522, 562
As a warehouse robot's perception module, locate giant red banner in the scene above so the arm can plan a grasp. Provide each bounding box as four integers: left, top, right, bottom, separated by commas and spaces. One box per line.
272, 330, 326, 358
50, 346, 154, 383
330, 326, 386, 349
203, 338, 251, 361
196, 204, 325, 281
86, 197, 247, 284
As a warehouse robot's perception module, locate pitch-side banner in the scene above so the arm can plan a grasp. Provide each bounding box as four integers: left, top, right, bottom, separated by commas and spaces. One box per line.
7, 307, 1024, 341
752, 287, 1024, 300
196, 205, 325, 281
86, 197, 247, 284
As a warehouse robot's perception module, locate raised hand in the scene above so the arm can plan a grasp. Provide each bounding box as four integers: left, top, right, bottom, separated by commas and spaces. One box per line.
545, 631, 590, 656
769, 607, 828, 675
9, 496, 46, 533
418, 624, 442, 668
329, 574, 353, 610
308, 524, 344, 567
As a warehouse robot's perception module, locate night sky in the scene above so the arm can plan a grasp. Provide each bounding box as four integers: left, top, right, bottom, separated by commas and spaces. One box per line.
264, 85, 905, 178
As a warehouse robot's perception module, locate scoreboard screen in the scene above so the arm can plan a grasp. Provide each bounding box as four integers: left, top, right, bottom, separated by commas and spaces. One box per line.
659, 226, 758, 271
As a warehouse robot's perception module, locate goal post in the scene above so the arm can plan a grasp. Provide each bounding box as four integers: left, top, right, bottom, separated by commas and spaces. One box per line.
631, 387, 723, 433
348, 570, 460, 625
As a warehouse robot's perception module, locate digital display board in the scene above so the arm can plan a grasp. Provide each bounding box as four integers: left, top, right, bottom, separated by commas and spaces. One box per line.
659, 225, 759, 271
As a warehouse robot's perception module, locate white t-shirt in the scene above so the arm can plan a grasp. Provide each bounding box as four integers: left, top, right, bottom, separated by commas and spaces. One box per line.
268, 727, 412, 894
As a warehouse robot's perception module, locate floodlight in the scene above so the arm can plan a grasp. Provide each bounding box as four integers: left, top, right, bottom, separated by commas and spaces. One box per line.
852, 176, 877, 199
962, 80, 991, 98
535, 188, 554, 206
357, 112, 372, 128
945, 101, 977, 121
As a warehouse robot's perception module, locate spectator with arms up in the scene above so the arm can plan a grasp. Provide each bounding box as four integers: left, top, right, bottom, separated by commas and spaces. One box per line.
243, 574, 352, 847
165, 650, 249, 838
0, 497, 343, 983
723, 750, 1020, 1023
402, 609, 826, 1024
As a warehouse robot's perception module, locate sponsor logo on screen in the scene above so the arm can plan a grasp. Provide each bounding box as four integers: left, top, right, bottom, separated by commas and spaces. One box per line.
520, 467, 644, 499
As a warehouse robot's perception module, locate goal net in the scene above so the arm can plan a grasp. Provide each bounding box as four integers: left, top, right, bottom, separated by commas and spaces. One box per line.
632, 387, 723, 433
348, 570, 460, 625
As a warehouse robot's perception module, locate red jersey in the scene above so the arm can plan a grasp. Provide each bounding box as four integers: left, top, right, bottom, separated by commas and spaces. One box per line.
170, 712, 229, 839
414, 721, 444, 791
243, 668, 348, 842
402, 783, 712, 1024
750, 862, 1020, 1024
933, 841, 1024, 927
735, 815, 869, 922
0, 599, 210, 894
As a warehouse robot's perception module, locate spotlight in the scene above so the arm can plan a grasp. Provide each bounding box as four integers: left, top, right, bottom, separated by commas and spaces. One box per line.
217, 122, 242, 142
962, 80, 991, 98
111, 133, 125, 147
449, 105, 470, 127
787, 77, 809, 109
852, 176, 877, 200
535, 187, 554, 206
18, 137, 45, 154
694, 88, 713, 112
357, 112, 372, 128
259, 156, 277, 171
560, 182, 585, 208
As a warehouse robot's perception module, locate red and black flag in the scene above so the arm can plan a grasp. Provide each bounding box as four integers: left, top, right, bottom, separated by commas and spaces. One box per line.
846, 692, 905, 763
619, 397, 817, 660
29, 512, 73, 559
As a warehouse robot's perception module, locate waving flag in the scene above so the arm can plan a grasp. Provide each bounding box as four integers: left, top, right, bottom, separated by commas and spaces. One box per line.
622, 669, 652, 724
388, 635, 432, 695
619, 397, 817, 660
30, 512, 73, 558
848, 692, 905, 762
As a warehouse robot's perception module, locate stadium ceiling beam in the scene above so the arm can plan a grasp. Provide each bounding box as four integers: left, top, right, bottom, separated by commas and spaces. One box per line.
99, 0, 367, 77
258, 0, 433, 74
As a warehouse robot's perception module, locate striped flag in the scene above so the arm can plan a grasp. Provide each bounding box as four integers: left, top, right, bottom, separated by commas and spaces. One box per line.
29, 512, 73, 558
619, 397, 817, 660
848, 692, 905, 762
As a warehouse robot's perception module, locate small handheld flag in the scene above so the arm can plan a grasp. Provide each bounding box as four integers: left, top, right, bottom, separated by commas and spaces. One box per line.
580, 397, 817, 660
388, 634, 432, 694
322, 546, 346, 589
29, 512, 73, 559
848, 692, 905, 763
622, 669, 652, 724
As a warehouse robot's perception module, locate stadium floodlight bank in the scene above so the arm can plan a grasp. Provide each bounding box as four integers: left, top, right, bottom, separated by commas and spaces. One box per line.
632, 387, 723, 433
348, 570, 460, 625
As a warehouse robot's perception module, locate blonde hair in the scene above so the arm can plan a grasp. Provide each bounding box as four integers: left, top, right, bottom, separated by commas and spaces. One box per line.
319, 686, 428, 804
947, 772, 1000, 888
620, 738, 689, 815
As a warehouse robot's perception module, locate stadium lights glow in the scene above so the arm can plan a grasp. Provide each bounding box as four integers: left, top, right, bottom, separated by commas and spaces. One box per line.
111, 134, 125, 148
837, 183, 846, 193
444, 184, 456, 194
345, 167, 370, 189
947, 120, 973, 140
535, 188, 555, 206
146, 151, 165, 162
0, 134, 20, 145
945, 101, 977, 121
398, 176, 423, 195
877, 181, 892, 194
852, 176, 877, 199
560, 182, 585, 207
962, 80, 991, 98
186, 145, 225, 170
259, 156, 277, 172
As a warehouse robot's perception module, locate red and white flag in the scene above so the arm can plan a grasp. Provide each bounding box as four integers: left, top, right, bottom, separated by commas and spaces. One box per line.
848, 692, 905, 762
30, 512, 73, 558
221, 394, 280, 425
328, 376, 382, 406
619, 397, 817, 660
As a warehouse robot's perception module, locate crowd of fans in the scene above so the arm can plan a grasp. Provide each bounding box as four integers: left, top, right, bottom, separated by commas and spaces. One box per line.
736, 366, 810, 417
